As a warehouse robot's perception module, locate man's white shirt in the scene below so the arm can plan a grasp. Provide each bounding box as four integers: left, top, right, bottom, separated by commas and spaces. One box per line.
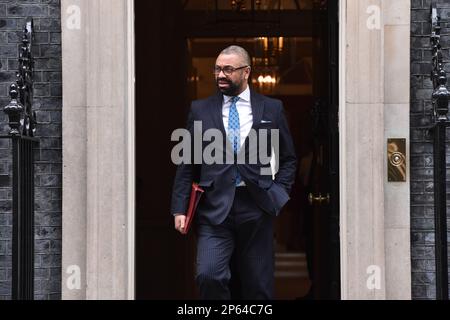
222, 86, 253, 187
222, 86, 253, 149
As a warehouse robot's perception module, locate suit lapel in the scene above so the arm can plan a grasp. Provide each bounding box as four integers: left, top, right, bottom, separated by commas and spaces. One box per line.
238, 89, 265, 156
250, 89, 264, 128
211, 92, 227, 137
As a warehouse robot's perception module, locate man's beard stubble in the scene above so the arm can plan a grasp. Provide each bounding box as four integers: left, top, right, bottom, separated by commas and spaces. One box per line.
216, 77, 242, 96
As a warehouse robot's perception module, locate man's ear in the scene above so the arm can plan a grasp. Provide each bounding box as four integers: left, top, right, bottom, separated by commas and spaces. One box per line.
245, 67, 251, 81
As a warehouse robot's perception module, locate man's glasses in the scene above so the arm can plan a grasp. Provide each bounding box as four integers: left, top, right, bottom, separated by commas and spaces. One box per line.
214, 65, 249, 76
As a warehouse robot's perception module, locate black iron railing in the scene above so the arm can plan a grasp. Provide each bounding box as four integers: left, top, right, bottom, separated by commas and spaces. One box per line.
2, 19, 38, 300
429, 3, 449, 300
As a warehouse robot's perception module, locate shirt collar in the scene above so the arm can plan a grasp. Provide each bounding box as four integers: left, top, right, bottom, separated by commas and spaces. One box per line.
223, 86, 250, 104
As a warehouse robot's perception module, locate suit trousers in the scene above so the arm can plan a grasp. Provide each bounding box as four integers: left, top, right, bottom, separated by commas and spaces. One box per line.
195, 186, 274, 300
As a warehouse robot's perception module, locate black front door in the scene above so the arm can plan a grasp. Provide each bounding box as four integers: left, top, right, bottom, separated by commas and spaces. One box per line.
306, 0, 340, 299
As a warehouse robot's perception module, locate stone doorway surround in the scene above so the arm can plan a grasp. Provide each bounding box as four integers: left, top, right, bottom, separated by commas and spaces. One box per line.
60, 0, 411, 299
61, 0, 135, 299
339, 0, 411, 299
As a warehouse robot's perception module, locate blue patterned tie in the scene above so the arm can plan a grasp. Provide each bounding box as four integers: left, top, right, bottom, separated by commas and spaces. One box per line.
228, 96, 242, 186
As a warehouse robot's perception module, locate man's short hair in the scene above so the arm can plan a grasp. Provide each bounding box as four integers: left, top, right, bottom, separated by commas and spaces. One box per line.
220, 45, 251, 67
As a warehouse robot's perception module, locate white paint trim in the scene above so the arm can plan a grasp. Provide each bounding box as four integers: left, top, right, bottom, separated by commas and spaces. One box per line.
338, 0, 348, 300
126, 0, 136, 300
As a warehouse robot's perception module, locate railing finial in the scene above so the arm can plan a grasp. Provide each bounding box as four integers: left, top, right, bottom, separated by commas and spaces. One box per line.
430, 3, 450, 123
3, 18, 36, 137
432, 69, 450, 121
4, 84, 23, 136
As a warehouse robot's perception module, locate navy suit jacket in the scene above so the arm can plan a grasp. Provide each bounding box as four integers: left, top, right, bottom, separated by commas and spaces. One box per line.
171, 90, 297, 225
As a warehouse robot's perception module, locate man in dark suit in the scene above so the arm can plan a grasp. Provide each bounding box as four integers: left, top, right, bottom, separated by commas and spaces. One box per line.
171, 45, 297, 300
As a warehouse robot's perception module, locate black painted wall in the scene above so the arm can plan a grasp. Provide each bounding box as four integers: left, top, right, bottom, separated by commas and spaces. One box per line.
411, 0, 450, 300
0, 0, 62, 300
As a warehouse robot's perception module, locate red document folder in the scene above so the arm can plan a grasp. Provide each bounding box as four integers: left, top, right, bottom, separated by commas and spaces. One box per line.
181, 183, 204, 235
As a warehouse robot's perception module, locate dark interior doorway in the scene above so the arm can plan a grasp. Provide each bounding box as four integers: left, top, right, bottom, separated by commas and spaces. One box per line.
135, 0, 340, 300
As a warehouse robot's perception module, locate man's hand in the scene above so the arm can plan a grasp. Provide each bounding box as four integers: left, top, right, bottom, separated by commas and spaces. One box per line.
174, 214, 186, 234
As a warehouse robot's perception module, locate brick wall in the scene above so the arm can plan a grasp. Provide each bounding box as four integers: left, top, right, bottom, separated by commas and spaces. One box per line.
411, 0, 450, 300
0, 0, 61, 300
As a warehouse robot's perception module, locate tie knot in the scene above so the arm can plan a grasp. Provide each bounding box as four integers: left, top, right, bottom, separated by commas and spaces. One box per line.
231, 96, 239, 104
